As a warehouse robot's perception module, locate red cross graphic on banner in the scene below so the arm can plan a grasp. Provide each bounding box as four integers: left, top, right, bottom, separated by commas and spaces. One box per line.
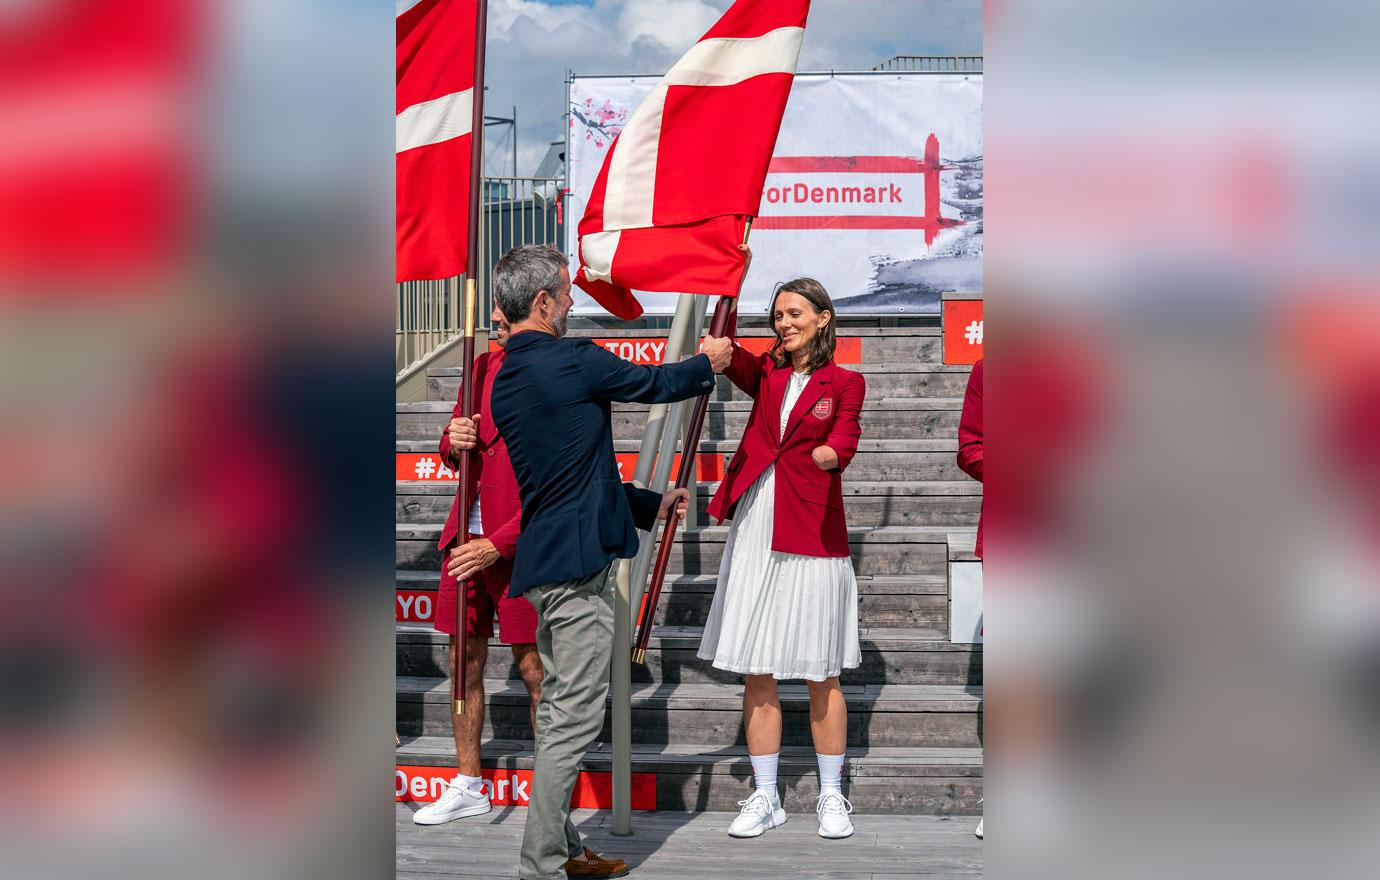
756, 134, 965, 245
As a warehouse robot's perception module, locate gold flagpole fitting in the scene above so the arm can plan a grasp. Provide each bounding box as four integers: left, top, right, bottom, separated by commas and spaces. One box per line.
464, 278, 477, 337
454, 699, 466, 716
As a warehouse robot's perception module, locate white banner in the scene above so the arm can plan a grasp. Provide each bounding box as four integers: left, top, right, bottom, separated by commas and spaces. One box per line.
567, 72, 982, 316
949, 561, 984, 645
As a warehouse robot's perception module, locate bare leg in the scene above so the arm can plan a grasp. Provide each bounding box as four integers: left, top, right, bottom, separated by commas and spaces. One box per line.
451, 636, 489, 776
511, 642, 543, 737
743, 674, 783, 756
806, 677, 847, 755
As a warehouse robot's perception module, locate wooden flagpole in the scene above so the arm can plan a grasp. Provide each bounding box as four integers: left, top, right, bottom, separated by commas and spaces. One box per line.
632, 219, 752, 662
453, 0, 488, 718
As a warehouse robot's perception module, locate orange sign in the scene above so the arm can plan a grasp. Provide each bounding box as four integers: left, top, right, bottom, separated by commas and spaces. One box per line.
400, 452, 724, 483
397, 453, 458, 482
943, 300, 984, 365
396, 589, 435, 623
614, 453, 723, 482
395, 765, 656, 809
735, 336, 861, 365
491, 335, 862, 365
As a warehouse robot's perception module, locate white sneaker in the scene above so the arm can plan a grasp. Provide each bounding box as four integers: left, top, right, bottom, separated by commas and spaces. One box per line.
975, 816, 984, 839
412, 777, 491, 825
728, 790, 786, 838
816, 792, 854, 839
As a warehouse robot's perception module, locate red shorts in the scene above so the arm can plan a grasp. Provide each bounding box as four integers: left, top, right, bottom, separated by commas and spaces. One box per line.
434, 556, 537, 645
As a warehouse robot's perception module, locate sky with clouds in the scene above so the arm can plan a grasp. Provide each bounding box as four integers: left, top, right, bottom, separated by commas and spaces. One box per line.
477, 0, 983, 176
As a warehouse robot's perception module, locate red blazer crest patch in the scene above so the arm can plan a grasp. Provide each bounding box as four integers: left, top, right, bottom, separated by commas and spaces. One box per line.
812, 398, 833, 420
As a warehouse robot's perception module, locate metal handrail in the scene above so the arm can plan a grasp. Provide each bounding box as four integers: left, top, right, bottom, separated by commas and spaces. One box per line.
396, 176, 566, 377
872, 55, 983, 73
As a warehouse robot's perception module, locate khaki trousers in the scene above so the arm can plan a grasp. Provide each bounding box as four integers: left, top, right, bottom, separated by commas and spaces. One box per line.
517, 563, 615, 880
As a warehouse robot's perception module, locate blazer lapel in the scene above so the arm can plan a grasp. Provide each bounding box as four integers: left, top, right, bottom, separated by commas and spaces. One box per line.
781, 362, 835, 445
766, 364, 791, 445
479, 350, 503, 445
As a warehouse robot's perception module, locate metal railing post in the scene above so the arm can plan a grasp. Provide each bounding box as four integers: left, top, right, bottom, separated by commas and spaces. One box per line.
625, 295, 709, 629
611, 292, 706, 836
395, 177, 566, 379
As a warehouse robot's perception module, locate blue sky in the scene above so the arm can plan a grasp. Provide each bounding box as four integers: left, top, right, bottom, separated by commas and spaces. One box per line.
478, 0, 983, 175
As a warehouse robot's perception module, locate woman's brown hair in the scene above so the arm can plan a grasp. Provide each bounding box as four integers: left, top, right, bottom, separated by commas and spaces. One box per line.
767, 277, 837, 372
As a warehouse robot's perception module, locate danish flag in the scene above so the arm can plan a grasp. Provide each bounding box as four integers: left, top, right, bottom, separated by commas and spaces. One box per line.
396, 0, 478, 283
575, 0, 810, 319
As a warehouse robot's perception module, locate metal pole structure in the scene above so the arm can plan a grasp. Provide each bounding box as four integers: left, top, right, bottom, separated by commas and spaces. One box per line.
611, 291, 705, 836
632, 296, 737, 664
452, 0, 488, 719
512, 104, 518, 178
633, 222, 751, 664
625, 295, 709, 645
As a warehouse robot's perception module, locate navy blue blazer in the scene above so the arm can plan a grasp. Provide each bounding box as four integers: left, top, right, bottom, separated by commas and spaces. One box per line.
491, 330, 716, 595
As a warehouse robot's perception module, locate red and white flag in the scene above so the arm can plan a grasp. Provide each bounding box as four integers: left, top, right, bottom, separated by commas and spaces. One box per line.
396, 0, 478, 283
575, 0, 810, 319
0, 0, 195, 293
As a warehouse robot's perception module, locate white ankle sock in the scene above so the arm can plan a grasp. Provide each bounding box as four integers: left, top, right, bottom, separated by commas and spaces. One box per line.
749, 752, 779, 799
457, 773, 485, 794
816, 752, 844, 796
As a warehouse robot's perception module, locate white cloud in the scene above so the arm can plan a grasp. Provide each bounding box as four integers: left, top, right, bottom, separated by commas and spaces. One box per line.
477, 0, 981, 175
612, 0, 721, 52
489, 0, 590, 33
802, 0, 983, 68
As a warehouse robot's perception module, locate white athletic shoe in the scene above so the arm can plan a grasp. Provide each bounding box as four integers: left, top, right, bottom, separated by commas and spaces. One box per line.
975, 798, 983, 839
412, 777, 491, 825
728, 790, 786, 838
816, 792, 854, 839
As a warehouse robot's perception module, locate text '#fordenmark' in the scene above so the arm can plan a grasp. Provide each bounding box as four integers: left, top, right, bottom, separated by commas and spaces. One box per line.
764, 181, 906, 206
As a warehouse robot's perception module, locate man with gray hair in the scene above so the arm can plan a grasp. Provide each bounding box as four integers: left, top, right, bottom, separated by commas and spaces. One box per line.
488, 244, 732, 879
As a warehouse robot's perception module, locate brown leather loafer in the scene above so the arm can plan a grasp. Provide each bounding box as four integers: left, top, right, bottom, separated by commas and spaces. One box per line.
564, 847, 628, 878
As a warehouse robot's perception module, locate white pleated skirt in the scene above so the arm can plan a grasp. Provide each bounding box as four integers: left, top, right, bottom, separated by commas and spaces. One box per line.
697, 463, 861, 681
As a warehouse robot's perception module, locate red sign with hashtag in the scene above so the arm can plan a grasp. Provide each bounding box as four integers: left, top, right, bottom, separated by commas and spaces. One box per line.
399, 452, 724, 483
396, 453, 458, 482
943, 300, 983, 365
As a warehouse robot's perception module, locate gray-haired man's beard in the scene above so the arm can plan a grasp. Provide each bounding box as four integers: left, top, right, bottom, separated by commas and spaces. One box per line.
551, 310, 569, 338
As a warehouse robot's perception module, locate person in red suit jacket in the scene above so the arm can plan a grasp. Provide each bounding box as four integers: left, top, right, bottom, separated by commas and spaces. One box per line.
956, 357, 983, 839
411, 305, 543, 826
697, 268, 867, 840
958, 359, 983, 559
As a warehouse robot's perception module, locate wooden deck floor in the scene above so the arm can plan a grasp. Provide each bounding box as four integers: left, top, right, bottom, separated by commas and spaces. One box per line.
397, 804, 983, 879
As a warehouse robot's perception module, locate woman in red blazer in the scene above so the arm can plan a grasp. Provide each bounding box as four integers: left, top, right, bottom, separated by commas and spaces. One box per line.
697, 274, 866, 840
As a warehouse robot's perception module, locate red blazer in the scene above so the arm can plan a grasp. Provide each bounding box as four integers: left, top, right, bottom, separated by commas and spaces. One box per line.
706, 344, 865, 557
957, 359, 983, 558
437, 351, 522, 571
